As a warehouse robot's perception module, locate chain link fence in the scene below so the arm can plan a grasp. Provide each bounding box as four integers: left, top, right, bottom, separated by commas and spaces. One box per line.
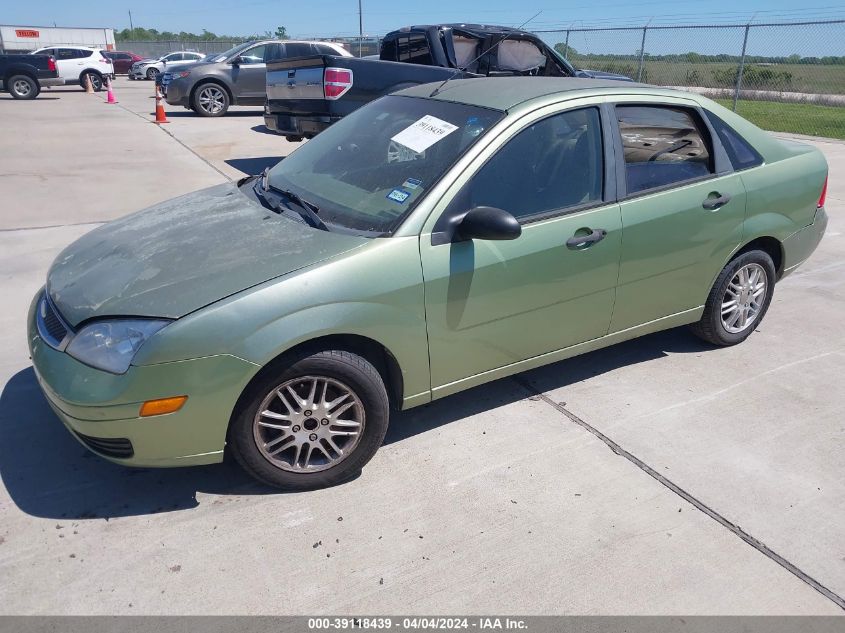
535, 19, 845, 138
118, 20, 845, 138
114, 40, 247, 58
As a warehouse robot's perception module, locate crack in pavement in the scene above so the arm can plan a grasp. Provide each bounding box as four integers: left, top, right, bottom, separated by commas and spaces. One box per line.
511, 375, 845, 611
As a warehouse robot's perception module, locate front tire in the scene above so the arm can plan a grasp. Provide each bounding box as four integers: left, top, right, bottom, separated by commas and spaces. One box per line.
192, 83, 230, 117
229, 350, 390, 490
690, 249, 776, 346
146, 67, 159, 81
8, 74, 39, 99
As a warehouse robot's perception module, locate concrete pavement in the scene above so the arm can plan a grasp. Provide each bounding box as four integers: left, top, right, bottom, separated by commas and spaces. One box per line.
0, 80, 842, 614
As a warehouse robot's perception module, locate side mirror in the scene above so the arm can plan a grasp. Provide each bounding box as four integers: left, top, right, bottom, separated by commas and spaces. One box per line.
231, 56, 241, 66
456, 206, 521, 242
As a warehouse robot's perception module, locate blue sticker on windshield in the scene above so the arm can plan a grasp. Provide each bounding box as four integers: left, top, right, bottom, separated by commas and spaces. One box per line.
402, 178, 422, 190
387, 189, 411, 204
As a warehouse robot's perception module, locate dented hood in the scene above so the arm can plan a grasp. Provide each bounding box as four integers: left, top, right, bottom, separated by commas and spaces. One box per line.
47, 182, 368, 327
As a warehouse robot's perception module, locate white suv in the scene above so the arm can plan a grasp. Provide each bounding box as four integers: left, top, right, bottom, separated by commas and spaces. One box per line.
129, 51, 206, 80
31, 46, 115, 91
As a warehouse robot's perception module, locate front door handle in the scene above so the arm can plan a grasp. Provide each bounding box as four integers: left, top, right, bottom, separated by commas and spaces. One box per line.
566, 228, 607, 249
703, 192, 732, 210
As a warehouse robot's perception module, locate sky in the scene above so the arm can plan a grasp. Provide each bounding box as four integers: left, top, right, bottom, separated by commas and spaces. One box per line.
5, 0, 845, 39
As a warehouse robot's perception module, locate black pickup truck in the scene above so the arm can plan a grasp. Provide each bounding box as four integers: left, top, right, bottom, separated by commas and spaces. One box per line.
265, 24, 631, 140
0, 53, 62, 99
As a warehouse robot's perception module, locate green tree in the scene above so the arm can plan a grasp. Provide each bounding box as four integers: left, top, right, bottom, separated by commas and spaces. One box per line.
274, 26, 289, 40
554, 43, 578, 59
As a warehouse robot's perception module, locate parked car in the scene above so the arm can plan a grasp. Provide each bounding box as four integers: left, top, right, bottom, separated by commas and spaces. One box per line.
29, 79, 828, 490
103, 50, 144, 74
163, 40, 352, 117
0, 52, 61, 99
129, 51, 205, 80
30, 46, 114, 91
265, 24, 632, 141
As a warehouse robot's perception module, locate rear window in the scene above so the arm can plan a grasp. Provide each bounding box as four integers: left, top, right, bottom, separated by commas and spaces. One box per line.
397, 33, 432, 65
705, 111, 764, 171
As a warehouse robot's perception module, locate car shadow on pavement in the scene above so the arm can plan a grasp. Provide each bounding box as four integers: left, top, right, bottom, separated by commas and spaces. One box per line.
386, 327, 710, 443
0, 328, 711, 520
163, 110, 263, 118
251, 124, 280, 135
225, 156, 283, 176
0, 368, 275, 520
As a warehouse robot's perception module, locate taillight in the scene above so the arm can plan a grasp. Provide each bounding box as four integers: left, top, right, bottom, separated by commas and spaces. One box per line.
324, 67, 353, 100
100, 58, 111, 65
817, 175, 828, 208
47, 56, 56, 71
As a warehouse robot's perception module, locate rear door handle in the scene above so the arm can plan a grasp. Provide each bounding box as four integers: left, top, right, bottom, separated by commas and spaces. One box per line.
703, 192, 732, 210
566, 228, 607, 249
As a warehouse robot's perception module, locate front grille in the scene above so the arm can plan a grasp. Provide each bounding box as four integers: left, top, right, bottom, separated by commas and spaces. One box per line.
37, 293, 69, 348
74, 432, 134, 459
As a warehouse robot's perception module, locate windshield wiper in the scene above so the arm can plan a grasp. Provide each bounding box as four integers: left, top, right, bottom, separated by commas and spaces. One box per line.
256, 168, 330, 232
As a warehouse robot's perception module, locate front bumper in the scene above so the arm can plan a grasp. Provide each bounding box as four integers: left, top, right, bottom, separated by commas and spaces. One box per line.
129, 67, 151, 79
163, 79, 190, 106
781, 206, 828, 277
27, 293, 260, 468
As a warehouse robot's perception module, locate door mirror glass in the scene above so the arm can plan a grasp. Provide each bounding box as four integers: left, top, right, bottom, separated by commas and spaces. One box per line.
456, 206, 521, 242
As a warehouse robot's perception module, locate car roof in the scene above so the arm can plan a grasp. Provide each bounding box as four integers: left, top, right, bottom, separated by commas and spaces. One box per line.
395, 77, 681, 111
389, 24, 534, 37
42, 45, 100, 50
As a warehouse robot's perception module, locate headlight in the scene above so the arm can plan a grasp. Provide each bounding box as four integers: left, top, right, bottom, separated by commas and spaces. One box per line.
66, 319, 171, 374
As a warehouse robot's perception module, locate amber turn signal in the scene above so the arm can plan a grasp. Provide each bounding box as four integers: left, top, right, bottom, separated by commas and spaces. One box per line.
139, 396, 188, 417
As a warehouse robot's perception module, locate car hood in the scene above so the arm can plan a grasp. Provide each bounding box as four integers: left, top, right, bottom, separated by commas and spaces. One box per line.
576, 68, 634, 82
47, 182, 369, 327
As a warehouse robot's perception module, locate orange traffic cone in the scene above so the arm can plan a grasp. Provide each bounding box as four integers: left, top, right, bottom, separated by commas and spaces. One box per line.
153, 86, 169, 124
84, 74, 94, 94
105, 77, 118, 104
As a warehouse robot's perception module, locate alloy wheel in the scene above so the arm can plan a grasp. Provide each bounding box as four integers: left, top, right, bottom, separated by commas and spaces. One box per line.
252, 375, 365, 473
12, 79, 32, 97
721, 263, 768, 333
197, 86, 225, 115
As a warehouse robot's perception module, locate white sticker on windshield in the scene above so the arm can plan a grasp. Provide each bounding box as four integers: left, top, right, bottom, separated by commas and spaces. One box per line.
390, 115, 459, 154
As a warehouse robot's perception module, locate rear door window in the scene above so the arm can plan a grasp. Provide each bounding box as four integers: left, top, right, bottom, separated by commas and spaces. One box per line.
57, 48, 78, 59
616, 105, 714, 195
285, 43, 312, 58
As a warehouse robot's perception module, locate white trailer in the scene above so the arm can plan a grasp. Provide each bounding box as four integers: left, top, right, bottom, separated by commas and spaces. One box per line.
0, 25, 116, 53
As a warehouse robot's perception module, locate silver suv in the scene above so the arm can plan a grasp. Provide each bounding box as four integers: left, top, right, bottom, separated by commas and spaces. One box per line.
163, 40, 351, 117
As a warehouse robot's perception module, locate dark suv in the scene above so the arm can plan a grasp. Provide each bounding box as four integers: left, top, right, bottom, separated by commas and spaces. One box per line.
163, 39, 351, 117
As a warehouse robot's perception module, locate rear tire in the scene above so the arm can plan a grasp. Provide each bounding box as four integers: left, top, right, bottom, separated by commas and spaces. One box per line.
8, 74, 39, 99
229, 350, 390, 490
81, 71, 103, 92
690, 249, 776, 346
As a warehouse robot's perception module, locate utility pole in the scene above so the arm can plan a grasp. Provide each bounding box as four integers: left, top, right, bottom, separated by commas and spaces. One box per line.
358, 0, 363, 57
128, 9, 134, 32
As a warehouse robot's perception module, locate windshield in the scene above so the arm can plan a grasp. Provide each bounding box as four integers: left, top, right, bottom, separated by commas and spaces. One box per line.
211, 41, 255, 62
268, 95, 503, 234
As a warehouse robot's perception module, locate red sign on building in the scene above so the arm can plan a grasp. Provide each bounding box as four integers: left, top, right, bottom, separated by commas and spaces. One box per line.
15, 29, 40, 38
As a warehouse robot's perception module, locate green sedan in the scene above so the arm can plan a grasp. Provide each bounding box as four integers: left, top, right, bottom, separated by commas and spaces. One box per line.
29, 78, 828, 490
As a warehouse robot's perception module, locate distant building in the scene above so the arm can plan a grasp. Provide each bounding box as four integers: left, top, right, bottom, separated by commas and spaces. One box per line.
0, 25, 115, 53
